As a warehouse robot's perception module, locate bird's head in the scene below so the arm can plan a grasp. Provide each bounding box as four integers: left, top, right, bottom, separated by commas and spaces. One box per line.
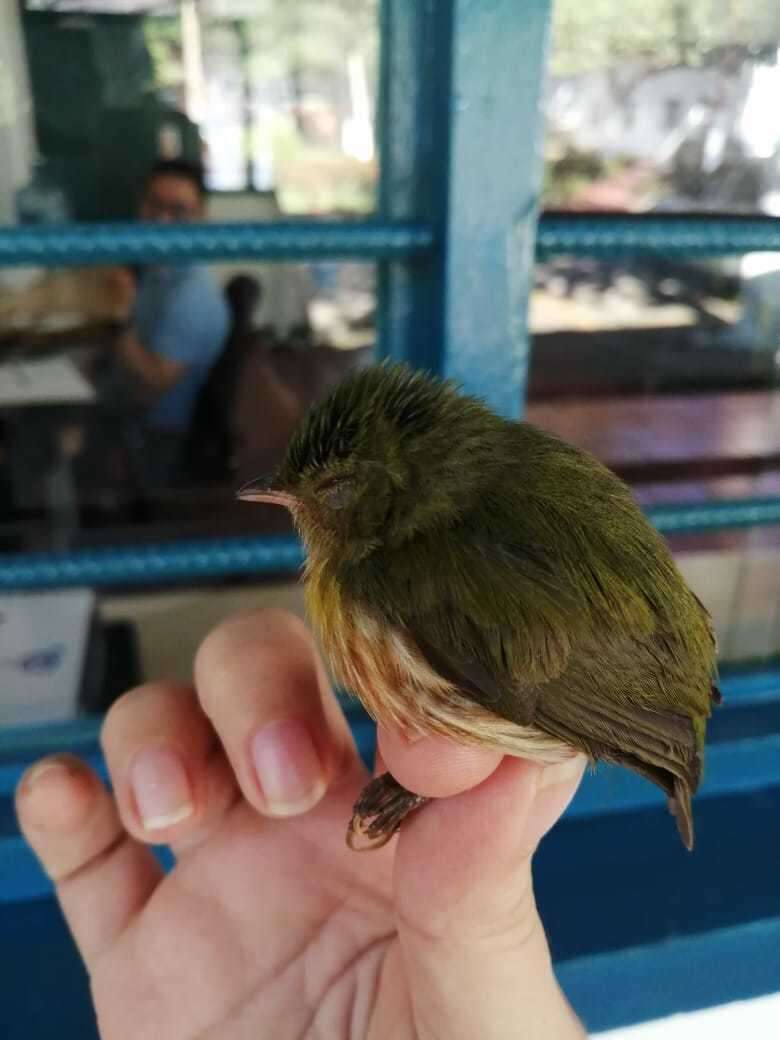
238, 363, 504, 565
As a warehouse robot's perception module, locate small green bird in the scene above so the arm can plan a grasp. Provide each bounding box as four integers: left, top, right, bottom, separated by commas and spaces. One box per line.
240, 363, 719, 850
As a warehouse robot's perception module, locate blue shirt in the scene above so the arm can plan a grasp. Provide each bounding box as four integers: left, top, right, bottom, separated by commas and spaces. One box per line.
134, 265, 230, 432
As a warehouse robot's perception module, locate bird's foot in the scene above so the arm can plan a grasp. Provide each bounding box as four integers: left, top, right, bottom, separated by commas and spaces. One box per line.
347, 772, 428, 851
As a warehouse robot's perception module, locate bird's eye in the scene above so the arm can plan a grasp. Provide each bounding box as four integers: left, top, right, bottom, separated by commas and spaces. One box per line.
318, 476, 355, 510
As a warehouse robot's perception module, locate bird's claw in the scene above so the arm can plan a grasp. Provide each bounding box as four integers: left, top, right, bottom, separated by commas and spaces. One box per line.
346, 772, 428, 851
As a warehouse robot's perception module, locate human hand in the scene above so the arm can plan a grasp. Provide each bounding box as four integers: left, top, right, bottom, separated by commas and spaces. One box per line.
16, 610, 586, 1039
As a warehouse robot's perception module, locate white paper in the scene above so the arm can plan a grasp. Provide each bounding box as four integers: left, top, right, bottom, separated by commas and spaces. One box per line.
0, 588, 95, 727
0, 357, 96, 407
596, 991, 780, 1038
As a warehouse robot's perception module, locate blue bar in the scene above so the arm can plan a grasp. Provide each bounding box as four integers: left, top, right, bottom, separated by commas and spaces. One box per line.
0, 220, 435, 268
376, 0, 553, 419
714, 668, 780, 705
0, 722, 103, 775
569, 733, 780, 819
0, 664, 775, 795
0, 496, 777, 591
375, 0, 452, 370
3, 728, 779, 903
5, 212, 780, 270
538, 212, 780, 258
648, 497, 780, 533
0, 535, 304, 590
558, 916, 780, 1034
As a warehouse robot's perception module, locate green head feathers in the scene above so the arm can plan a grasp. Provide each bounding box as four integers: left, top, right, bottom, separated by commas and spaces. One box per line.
267, 363, 509, 560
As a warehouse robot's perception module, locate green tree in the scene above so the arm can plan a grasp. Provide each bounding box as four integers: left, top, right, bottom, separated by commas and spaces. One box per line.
551, 0, 780, 75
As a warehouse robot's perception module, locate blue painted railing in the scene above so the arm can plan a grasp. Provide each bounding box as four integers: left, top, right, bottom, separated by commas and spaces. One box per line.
1, 665, 778, 880
646, 497, 780, 533
3, 213, 780, 268
0, 220, 434, 267
0, 496, 777, 591
538, 212, 780, 258
0, 536, 304, 590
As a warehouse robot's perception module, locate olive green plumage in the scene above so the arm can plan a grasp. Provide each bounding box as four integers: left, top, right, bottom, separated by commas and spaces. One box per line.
273, 363, 720, 849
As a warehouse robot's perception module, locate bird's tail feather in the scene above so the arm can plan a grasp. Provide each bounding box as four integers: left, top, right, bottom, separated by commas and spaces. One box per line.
536, 691, 702, 849
668, 778, 695, 851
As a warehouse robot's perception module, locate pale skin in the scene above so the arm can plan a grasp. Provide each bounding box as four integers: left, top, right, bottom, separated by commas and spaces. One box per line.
15, 609, 587, 1040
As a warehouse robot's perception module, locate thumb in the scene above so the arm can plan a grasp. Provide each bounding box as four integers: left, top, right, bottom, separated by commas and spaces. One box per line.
385, 740, 586, 1040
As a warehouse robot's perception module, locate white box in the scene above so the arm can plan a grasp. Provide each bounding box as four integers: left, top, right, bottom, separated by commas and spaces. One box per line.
0, 588, 95, 727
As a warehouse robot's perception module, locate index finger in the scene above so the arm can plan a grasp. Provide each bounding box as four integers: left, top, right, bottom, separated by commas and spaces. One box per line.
194, 609, 361, 818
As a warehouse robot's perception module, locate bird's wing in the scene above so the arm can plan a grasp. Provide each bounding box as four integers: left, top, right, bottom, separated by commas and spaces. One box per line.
391, 544, 709, 850
408, 627, 533, 723
366, 534, 586, 728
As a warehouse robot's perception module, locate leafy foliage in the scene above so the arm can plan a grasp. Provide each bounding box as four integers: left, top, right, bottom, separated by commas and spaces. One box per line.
551, 0, 780, 75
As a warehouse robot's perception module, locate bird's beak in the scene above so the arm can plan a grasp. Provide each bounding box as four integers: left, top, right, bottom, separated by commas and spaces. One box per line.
236, 475, 298, 510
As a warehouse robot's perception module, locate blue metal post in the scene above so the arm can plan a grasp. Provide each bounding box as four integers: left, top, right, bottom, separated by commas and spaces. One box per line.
376, 0, 452, 370
442, 0, 552, 417
377, 0, 553, 418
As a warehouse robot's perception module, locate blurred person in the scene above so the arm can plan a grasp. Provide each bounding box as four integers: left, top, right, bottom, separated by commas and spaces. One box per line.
104, 159, 230, 488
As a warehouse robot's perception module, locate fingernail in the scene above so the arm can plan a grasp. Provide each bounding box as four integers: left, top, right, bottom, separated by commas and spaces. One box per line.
251, 719, 326, 817
22, 759, 75, 791
17, 757, 96, 835
538, 754, 587, 789
130, 747, 194, 831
